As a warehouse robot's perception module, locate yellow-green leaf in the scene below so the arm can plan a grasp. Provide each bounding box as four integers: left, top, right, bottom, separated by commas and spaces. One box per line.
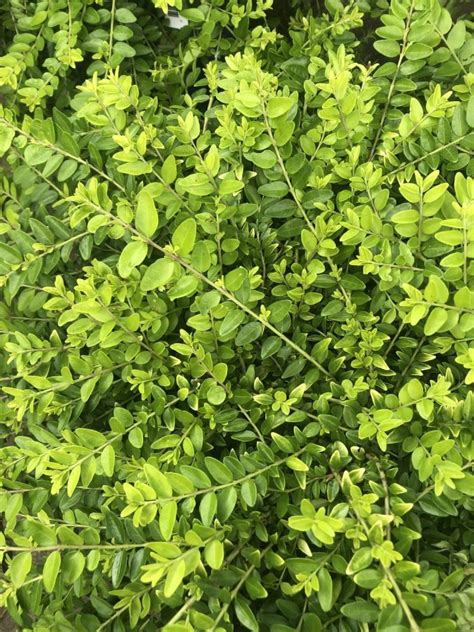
135, 190, 158, 238
43, 551, 61, 593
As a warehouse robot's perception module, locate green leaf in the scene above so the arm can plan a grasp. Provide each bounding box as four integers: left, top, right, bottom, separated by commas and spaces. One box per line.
346, 548, 373, 574
301, 228, 317, 253
204, 539, 224, 570
144, 464, 173, 498
318, 567, 333, 612
159, 500, 177, 541
399, 183, 420, 203
141, 258, 175, 291
168, 275, 199, 299
80, 376, 98, 403
286, 456, 308, 472
447, 21, 466, 50
199, 492, 217, 526
114, 43, 136, 58
207, 384, 226, 405
241, 480, 257, 507
180, 465, 211, 489
219, 179, 245, 195
116, 7, 137, 23
340, 601, 379, 623
162, 155, 177, 184
373, 40, 401, 57
406, 43, 432, 60
204, 457, 233, 483
275, 120, 295, 146
417, 398, 434, 420
43, 551, 61, 593
176, 173, 213, 197
288, 515, 314, 532
57, 159, 78, 182
220, 310, 246, 337
129, 426, 143, 448
217, 487, 237, 521
424, 183, 448, 204
180, 8, 206, 23
267, 97, 293, 118
172, 218, 196, 256
191, 241, 211, 272
117, 241, 148, 278
235, 596, 259, 630
117, 161, 152, 175
353, 569, 383, 588
420, 619, 456, 631
246, 150, 277, 169
467, 95, 474, 128
424, 307, 448, 336
101, 444, 115, 477
236, 90, 261, 108
0, 126, 15, 157
272, 432, 294, 453
111, 550, 127, 588
258, 181, 289, 198
235, 322, 263, 346
424, 276, 449, 304
376, 26, 404, 40
436, 230, 463, 246
10, 551, 32, 588
261, 336, 282, 359
67, 465, 81, 497
164, 559, 185, 598
135, 191, 158, 238
401, 378, 424, 402
269, 300, 292, 323
438, 568, 465, 593
225, 268, 247, 291
205, 144, 220, 177
24, 145, 53, 166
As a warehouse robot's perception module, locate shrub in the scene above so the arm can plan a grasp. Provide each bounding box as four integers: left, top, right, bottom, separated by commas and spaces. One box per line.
0, 1, 473, 630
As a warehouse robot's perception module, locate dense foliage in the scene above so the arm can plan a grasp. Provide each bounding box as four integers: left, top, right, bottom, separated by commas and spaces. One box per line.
0, 0, 473, 630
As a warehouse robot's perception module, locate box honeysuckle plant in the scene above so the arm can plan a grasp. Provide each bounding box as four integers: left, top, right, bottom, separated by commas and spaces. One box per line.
0, 0, 473, 630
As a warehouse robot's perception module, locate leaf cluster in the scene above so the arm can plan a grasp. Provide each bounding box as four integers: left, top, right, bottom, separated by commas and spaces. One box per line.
0, 1, 473, 631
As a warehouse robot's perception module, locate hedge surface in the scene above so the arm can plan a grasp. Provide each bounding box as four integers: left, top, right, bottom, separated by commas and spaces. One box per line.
0, 1, 473, 631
